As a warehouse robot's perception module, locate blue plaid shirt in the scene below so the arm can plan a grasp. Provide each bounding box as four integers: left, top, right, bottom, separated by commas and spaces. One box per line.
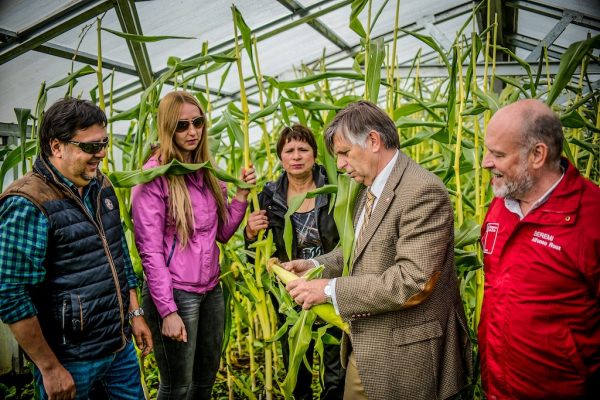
0, 169, 137, 324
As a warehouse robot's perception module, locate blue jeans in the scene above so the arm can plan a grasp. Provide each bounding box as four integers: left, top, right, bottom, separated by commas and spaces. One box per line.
143, 284, 225, 400
33, 341, 143, 400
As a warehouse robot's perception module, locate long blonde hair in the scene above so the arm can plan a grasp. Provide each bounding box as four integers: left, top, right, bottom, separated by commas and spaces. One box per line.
157, 91, 227, 247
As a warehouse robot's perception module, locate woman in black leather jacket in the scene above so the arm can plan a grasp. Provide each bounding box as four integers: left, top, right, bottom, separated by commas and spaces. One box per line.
245, 124, 344, 400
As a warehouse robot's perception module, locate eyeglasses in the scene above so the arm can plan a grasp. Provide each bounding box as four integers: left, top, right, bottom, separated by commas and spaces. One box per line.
68, 137, 109, 154
175, 116, 204, 133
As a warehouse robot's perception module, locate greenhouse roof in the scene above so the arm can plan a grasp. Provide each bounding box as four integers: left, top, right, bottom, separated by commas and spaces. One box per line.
0, 0, 599, 134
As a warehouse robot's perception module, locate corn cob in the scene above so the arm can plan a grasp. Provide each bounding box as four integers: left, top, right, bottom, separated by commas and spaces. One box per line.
267, 258, 350, 334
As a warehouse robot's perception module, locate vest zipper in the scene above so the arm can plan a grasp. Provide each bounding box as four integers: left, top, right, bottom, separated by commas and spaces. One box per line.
95, 189, 127, 349
40, 159, 127, 348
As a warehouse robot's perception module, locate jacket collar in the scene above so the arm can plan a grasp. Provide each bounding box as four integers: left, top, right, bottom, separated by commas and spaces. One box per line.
272, 164, 329, 210
354, 152, 409, 259
527, 158, 582, 216
34, 155, 103, 196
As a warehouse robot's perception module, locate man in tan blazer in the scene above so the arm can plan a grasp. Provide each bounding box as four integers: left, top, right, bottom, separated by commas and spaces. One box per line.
286, 101, 472, 400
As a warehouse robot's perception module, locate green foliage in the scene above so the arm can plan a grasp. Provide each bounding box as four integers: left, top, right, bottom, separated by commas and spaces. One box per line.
2, 4, 598, 399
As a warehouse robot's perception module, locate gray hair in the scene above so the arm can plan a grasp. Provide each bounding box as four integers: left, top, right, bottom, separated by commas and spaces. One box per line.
324, 100, 400, 154
519, 103, 564, 168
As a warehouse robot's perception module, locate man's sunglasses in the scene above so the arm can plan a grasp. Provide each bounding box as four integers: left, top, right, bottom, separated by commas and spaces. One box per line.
68, 137, 109, 154
175, 116, 204, 133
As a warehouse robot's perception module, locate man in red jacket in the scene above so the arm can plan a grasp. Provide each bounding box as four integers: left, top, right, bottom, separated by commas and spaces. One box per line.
480, 99, 600, 400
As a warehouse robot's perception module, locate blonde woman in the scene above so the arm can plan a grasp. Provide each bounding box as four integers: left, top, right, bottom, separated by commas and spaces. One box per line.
132, 91, 255, 399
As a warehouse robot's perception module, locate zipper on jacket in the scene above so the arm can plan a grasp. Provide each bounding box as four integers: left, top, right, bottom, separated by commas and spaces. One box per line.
61, 299, 67, 344
166, 234, 177, 268
95, 189, 127, 348
41, 158, 127, 347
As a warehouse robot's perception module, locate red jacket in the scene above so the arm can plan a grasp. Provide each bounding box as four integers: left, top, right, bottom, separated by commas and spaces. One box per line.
479, 160, 600, 399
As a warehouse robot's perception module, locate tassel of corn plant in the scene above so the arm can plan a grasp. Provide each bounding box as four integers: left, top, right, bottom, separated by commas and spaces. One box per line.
267, 258, 350, 334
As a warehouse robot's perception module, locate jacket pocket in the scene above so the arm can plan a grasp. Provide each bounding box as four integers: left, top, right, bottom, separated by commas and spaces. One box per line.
559, 325, 588, 378
70, 293, 85, 335
392, 320, 443, 346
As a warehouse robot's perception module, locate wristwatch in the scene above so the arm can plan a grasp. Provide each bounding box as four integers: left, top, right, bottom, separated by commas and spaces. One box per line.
324, 280, 333, 304
127, 307, 144, 319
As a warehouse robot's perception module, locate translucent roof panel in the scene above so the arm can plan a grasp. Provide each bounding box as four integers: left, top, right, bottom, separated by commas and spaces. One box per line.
51, 9, 134, 65
0, 0, 78, 32
0, 0, 598, 127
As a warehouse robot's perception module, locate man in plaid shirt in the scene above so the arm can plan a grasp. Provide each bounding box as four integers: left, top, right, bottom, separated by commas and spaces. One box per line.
0, 97, 152, 399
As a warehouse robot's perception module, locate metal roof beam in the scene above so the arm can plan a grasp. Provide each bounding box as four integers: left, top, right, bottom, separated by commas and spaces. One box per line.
506, 33, 566, 60
113, 0, 153, 89
525, 9, 583, 62
104, 0, 352, 106
506, 0, 600, 31
35, 43, 137, 75
0, 0, 113, 65
275, 0, 354, 53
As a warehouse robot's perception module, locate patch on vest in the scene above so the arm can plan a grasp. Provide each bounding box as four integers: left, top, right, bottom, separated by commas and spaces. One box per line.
482, 223, 499, 254
104, 198, 114, 210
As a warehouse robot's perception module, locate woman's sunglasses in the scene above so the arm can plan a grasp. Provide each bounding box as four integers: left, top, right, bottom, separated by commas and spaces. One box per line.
175, 116, 204, 133
68, 137, 109, 154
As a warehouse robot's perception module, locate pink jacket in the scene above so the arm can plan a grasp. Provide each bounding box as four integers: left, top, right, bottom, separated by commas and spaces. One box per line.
131, 156, 247, 317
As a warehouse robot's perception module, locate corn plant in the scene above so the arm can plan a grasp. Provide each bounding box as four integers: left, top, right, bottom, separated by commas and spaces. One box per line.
1, 2, 599, 399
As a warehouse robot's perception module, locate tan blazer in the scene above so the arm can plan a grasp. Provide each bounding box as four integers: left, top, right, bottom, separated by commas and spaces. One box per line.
316, 152, 472, 400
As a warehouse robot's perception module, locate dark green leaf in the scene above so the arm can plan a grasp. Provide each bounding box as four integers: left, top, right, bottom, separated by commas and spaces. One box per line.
47, 65, 96, 90
547, 35, 600, 106
102, 27, 194, 42
0, 141, 37, 191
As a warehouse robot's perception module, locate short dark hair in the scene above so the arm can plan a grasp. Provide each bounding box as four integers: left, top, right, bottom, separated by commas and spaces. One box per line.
324, 100, 399, 154
39, 97, 107, 157
521, 107, 564, 167
276, 124, 318, 159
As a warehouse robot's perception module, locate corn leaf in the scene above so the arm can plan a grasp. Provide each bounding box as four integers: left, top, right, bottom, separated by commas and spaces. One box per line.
0, 140, 37, 191
365, 37, 386, 103
281, 310, 317, 397
400, 29, 450, 70
349, 0, 369, 38
395, 118, 446, 129
47, 65, 96, 90
266, 72, 364, 89
283, 97, 343, 111
333, 174, 362, 275
547, 35, 600, 106
455, 219, 481, 248
107, 159, 252, 189
102, 27, 194, 42
283, 185, 338, 260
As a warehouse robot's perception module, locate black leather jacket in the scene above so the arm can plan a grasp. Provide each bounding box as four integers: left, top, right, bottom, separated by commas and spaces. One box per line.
245, 164, 339, 262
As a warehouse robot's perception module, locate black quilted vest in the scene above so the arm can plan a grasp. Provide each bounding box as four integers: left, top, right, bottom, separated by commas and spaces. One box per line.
0, 157, 131, 361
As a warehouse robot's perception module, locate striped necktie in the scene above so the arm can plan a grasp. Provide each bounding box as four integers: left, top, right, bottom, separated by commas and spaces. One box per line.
354, 189, 376, 257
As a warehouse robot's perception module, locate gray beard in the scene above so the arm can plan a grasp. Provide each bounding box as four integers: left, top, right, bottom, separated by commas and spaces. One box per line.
493, 167, 534, 199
